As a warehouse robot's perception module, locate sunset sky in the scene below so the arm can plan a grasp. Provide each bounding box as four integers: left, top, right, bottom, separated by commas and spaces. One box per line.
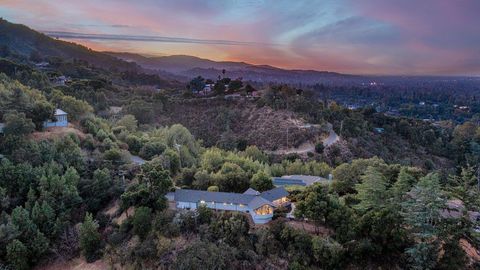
1, 0, 479, 75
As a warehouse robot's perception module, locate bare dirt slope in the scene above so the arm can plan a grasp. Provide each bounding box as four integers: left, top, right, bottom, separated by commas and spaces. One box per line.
159, 98, 324, 150
30, 124, 87, 141
34, 258, 108, 270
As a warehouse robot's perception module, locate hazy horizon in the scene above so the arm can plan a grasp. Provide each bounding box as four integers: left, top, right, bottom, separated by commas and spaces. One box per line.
1, 0, 479, 76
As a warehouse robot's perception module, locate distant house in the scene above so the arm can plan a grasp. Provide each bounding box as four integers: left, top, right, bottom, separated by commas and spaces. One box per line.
224, 93, 242, 100
0, 123, 5, 134
374, 127, 385, 134
272, 175, 331, 187
52, 75, 70, 86
168, 187, 289, 224
35, 62, 49, 69
203, 84, 214, 93
44, 109, 68, 128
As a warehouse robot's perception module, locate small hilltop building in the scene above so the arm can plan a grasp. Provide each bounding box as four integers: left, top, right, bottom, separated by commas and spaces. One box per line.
43, 109, 68, 128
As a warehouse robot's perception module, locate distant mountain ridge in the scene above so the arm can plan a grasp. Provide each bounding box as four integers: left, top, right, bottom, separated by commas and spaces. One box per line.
106, 52, 354, 84
0, 18, 352, 84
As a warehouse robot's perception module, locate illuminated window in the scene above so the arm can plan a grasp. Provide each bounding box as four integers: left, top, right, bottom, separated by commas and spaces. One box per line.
254, 205, 273, 215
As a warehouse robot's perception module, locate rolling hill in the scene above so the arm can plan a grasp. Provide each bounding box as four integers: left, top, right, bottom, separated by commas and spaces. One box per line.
106, 52, 356, 84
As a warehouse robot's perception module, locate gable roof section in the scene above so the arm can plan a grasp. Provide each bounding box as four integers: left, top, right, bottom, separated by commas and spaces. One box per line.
243, 188, 260, 195
248, 196, 274, 210
55, 109, 67, 116
260, 187, 289, 201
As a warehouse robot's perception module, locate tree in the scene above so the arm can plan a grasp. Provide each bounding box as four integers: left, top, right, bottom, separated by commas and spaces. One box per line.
250, 171, 273, 192
81, 168, 114, 212
315, 142, 324, 154
121, 161, 172, 210
139, 141, 167, 160
402, 173, 446, 270
213, 81, 226, 95
244, 145, 268, 163
124, 100, 154, 124
215, 162, 249, 193
187, 76, 206, 93
294, 184, 329, 226
312, 236, 344, 269
392, 167, 417, 200
133, 206, 152, 240
31, 100, 54, 129
57, 94, 94, 121
6, 239, 29, 270
173, 241, 235, 270
197, 204, 213, 224
116, 114, 138, 132
31, 201, 55, 237
2, 111, 35, 136
79, 213, 101, 262
228, 79, 243, 91
354, 166, 388, 212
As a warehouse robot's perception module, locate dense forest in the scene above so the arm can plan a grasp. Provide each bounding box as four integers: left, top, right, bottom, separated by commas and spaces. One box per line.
0, 18, 480, 270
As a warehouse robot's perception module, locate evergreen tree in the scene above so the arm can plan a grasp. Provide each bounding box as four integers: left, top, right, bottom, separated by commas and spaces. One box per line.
79, 213, 101, 262
6, 239, 29, 270
354, 166, 388, 212
31, 201, 55, 237
392, 167, 417, 200
402, 173, 446, 270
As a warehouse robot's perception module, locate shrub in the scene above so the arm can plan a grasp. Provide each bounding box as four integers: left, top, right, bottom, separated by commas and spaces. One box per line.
139, 141, 167, 159
207, 185, 219, 192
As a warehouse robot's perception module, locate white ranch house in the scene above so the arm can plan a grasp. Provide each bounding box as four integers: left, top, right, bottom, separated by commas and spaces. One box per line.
168, 187, 289, 224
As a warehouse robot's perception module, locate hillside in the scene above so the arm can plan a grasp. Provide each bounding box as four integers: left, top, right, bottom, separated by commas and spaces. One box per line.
157, 98, 322, 150
0, 19, 138, 71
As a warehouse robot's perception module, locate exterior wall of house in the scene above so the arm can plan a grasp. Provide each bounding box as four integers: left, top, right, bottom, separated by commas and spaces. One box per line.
177, 201, 250, 212
176, 200, 273, 223
251, 212, 274, 224
44, 114, 68, 128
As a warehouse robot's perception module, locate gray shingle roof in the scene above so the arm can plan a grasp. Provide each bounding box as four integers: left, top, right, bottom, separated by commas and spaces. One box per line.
260, 187, 289, 201
248, 196, 274, 209
273, 175, 328, 186
243, 188, 260, 195
174, 186, 289, 209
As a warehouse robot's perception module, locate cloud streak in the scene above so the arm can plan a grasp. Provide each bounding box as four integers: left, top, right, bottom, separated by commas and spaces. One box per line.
43, 31, 275, 46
